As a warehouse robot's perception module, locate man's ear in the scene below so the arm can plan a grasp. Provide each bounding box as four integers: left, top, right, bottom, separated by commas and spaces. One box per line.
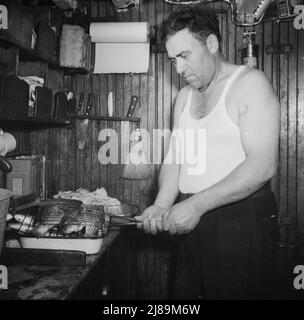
206, 34, 219, 54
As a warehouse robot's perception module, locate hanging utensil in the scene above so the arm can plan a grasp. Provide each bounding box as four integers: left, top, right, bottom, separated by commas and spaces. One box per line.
77, 92, 84, 115
78, 93, 94, 150
107, 91, 113, 116
126, 95, 138, 117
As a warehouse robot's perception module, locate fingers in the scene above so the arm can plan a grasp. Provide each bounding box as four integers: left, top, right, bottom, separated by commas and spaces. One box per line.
144, 218, 163, 234
162, 209, 184, 235
150, 219, 158, 235
168, 225, 177, 235
162, 209, 171, 232
155, 218, 163, 233
134, 215, 144, 230
135, 205, 185, 235
142, 217, 152, 233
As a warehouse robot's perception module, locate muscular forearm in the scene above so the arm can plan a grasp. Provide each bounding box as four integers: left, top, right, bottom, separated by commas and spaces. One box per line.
154, 163, 180, 208
191, 156, 276, 217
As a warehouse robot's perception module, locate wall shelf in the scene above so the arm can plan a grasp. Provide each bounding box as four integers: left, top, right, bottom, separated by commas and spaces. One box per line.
0, 117, 73, 129
0, 38, 90, 75
71, 115, 141, 123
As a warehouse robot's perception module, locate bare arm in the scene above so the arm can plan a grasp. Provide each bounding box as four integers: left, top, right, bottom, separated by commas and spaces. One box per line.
136, 86, 189, 233
153, 163, 180, 208
164, 70, 280, 234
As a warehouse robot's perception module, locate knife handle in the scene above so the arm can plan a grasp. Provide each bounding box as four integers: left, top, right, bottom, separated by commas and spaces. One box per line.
77, 92, 84, 115
126, 96, 138, 117
85, 93, 95, 117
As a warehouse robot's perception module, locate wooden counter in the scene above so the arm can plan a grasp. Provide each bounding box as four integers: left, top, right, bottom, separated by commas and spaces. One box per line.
0, 230, 120, 300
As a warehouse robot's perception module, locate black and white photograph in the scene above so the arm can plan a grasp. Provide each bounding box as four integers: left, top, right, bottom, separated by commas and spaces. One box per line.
0, 0, 304, 305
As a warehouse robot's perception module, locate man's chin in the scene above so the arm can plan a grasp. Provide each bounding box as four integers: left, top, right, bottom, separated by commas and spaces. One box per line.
187, 81, 199, 90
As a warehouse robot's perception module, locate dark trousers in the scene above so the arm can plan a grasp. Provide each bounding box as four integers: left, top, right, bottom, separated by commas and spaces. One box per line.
171, 184, 278, 300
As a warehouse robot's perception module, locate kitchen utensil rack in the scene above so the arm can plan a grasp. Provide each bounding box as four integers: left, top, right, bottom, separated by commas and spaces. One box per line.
71, 114, 140, 123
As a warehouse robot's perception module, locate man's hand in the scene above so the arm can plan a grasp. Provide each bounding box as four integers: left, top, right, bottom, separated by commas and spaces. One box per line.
135, 204, 169, 235
163, 198, 202, 235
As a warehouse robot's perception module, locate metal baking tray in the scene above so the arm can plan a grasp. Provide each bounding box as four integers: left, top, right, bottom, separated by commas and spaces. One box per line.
7, 201, 138, 255
19, 235, 104, 255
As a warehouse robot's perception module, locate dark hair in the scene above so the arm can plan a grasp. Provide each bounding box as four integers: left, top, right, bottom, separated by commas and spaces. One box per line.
160, 4, 221, 45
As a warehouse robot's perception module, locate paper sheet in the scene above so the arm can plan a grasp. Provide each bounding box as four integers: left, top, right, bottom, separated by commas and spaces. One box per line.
89, 22, 149, 43
93, 42, 150, 74
90, 22, 150, 74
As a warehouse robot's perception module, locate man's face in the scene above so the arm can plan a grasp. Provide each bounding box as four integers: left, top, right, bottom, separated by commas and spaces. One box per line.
165, 28, 216, 90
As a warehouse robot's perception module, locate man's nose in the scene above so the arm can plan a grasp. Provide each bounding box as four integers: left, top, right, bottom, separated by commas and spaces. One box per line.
175, 57, 186, 75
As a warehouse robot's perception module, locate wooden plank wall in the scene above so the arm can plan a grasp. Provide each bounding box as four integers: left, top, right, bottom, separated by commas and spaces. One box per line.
4, 0, 304, 298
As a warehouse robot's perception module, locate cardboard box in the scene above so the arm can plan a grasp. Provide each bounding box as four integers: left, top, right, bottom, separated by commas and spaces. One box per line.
6, 156, 39, 196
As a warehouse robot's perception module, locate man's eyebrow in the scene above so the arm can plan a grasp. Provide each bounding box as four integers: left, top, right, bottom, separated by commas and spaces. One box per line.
168, 51, 190, 60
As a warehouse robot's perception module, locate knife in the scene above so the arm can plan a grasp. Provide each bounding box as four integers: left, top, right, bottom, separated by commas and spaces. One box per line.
85, 93, 95, 118
77, 92, 84, 115
126, 95, 138, 117
78, 92, 88, 150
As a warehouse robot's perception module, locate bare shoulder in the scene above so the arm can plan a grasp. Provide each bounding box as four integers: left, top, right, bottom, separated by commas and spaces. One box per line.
235, 68, 276, 99
232, 68, 279, 113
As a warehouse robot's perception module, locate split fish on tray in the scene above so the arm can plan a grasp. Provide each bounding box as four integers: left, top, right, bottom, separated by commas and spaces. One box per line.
14, 213, 35, 226
61, 207, 105, 237
7, 222, 34, 234
32, 204, 79, 237
8, 201, 105, 238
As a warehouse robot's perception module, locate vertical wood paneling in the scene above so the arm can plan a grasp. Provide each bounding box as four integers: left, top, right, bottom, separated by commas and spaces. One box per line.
288, 22, 298, 243
278, 22, 290, 243
83, 76, 93, 190
263, 21, 278, 197
121, 10, 132, 203
90, 1, 100, 193
74, 76, 84, 190
255, 22, 264, 70
106, 74, 116, 196
220, 5, 228, 59
58, 127, 68, 191
227, 9, 236, 63
122, 70, 133, 204
10, 0, 304, 299
114, 74, 123, 200
143, 0, 157, 206
66, 125, 76, 191
99, 74, 109, 191
297, 28, 304, 241
130, 0, 141, 208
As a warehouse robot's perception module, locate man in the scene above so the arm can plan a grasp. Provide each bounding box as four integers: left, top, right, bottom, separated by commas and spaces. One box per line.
136, 5, 280, 299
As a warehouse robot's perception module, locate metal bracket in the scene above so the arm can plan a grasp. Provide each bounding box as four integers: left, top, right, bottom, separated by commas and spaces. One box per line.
266, 44, 293, 54
278, 216, 293, 226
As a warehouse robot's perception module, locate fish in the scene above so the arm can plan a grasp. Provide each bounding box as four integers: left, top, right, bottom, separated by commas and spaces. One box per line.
8, 222, 33, 234
61, 207, 104, 237
32, 204, 69, 237
6, 213, 13, 221
14, 213, 35, 226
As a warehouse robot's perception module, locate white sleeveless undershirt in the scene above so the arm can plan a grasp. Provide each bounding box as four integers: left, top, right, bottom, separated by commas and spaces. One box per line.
177, 66, 247, 193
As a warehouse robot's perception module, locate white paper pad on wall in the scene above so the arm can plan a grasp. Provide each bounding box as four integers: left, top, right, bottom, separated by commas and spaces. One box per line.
90, 22, 149, 43
90, 22, 150, 74
94, 42, 150, 74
